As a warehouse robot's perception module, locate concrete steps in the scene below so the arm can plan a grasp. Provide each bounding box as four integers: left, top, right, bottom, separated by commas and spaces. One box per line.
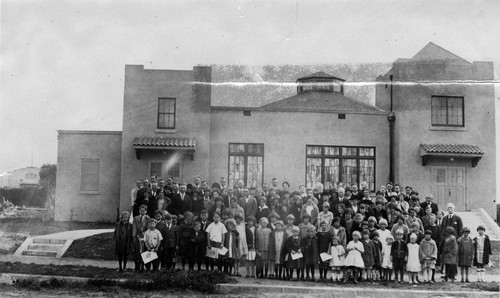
15, 238, 70, 258
13, 229, 114, 259
455, 208, 500, 240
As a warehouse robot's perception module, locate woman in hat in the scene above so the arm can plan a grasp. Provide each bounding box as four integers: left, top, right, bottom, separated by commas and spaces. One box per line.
208, 196, 226, 220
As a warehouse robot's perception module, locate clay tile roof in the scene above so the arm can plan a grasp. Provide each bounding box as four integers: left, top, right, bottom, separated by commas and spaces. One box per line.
133, 137, 196, 148
420, 144, 483, 155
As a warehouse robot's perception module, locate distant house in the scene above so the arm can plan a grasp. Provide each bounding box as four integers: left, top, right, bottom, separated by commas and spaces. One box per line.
0, 167, 40, 189
55, 42, 496, 222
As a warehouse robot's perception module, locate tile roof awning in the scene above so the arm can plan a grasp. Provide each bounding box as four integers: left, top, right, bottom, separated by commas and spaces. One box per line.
420, 144, 484, 167
133, 137, 196, 160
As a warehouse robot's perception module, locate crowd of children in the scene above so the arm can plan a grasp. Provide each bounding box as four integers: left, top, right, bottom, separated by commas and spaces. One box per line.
115, 179, 494, 284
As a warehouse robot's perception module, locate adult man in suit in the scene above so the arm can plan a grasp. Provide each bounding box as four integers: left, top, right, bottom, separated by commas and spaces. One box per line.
441, 203, 463, 237
174, 184, 192, 216
238, 187, 257, 218
234, 180, 245, 199
420, 193, 439, 215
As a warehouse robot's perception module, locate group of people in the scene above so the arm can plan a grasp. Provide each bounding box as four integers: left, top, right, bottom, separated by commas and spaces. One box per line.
113, 176, 493, 284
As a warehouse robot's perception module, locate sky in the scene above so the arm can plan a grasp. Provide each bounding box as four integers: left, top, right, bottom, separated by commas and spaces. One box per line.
1, 0, 500, 174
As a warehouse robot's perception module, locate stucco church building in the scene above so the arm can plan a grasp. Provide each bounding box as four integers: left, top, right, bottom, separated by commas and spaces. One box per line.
55, 42, 496, 222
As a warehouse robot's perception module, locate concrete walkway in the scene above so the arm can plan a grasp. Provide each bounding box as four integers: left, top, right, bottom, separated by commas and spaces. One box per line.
13, 229, 114, 258
1, 252, 498, 283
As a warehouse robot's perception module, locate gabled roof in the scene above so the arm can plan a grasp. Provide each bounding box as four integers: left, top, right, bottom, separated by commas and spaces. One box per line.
412, 42, 471, 64
297, 71, 345, 81
258, 91, 385, 113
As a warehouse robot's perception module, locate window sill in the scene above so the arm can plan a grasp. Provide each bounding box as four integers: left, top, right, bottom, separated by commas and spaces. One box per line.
156, 128, 177, 134
429, 126, 466, 132
79, 191, 100, 195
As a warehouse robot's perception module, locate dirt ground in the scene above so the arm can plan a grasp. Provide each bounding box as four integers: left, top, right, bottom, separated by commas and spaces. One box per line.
0, 218, 114, 236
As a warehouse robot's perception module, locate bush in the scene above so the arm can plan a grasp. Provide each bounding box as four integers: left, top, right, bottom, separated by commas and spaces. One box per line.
465, 282, 500, 292
0, 187, 47, 208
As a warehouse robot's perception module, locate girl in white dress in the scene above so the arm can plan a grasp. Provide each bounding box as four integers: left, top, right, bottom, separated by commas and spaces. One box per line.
406, 233, 421, 284
329, 236, 346, 282
234, 212, 248, 276
381, 235, 394, 281
343, 231, 364, 284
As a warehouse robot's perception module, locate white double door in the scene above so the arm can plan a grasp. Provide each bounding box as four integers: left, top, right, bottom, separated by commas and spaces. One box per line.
430, 166, 467, 211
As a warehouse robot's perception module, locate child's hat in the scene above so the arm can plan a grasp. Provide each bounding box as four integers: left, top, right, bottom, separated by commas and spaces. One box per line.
424, 230, 432, 235
476, 225, 486, 231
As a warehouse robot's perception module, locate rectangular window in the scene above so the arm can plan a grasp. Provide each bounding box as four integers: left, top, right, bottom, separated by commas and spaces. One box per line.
305, 146, 375, 191
431, 96, 464, 127
81, 159, 100, 192
157, 98, 176, 129
150, 162, 163, 178
228, 143, 264, 188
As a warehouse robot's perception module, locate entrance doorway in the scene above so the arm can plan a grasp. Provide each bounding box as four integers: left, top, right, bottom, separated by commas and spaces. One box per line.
430, 166, 467, 211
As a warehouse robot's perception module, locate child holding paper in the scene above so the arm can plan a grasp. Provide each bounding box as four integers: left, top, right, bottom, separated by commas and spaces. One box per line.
143, 219, 163, 271
285, 226, 302, 280
317, 221, 333, 281
301, 226, 319, 281
206, 213, 227, 271
329, 236, 346, 282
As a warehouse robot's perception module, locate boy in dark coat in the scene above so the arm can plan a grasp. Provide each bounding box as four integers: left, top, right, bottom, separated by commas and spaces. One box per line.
301, 226, 319, 281
158, 214, 178, 270
188, 221, 206, 271
391, 229, 408, 283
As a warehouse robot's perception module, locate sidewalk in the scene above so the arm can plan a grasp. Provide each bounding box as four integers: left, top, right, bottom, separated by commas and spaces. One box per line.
1, 253, 498, 283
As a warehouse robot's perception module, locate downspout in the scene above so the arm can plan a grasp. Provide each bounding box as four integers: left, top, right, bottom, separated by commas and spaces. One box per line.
388, 74, 396, 183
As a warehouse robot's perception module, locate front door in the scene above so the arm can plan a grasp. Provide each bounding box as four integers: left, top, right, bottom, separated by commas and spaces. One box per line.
430, 166, 467, 211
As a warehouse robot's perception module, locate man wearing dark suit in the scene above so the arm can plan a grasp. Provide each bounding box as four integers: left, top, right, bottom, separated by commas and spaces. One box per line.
441, 203, 463, 237
238, 188, 257, 218
175, 184, 192, 216
235, 180, 245, 199
420, 194, 439, 215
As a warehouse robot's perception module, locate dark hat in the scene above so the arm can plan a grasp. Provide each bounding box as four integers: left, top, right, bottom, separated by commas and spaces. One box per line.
349, 196, 359, 201
477, 225, 486, 231
424, 230, 432, 235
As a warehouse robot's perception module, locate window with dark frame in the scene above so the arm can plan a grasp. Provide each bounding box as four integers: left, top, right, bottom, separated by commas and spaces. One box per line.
150, 162, 163, 178
305, 145, 375, 192
228, 143, 264, 189
81, 158, 100, 192
431, 96, 464, 127
157, 98, 176, 129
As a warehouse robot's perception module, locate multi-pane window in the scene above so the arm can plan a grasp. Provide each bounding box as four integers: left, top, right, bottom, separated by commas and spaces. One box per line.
149, 161, 181, 182
228, 143, 264, 189
157, 98, 176, 129
81, 159, 100, 191
150, 162, 163, 178
306, 146, 375, 191
431, 96, 464, 127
